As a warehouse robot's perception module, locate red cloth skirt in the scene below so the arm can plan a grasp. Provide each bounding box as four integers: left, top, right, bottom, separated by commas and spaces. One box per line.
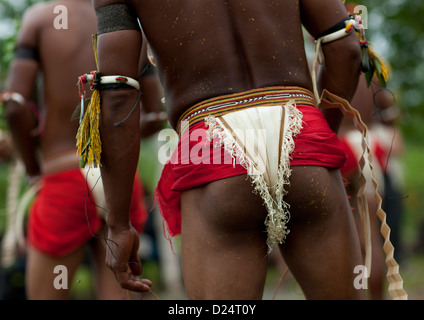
155, 104, 347, 237
28, 168, 148, 257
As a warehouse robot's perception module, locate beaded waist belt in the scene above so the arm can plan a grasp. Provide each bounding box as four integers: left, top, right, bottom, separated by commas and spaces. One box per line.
176, 86, 315, 134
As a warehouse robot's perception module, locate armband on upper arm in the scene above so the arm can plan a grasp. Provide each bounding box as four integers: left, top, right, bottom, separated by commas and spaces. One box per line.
0, 91, 25, 106
314, 15, 356, 45
15, 46, 40, 61
96, 3, 141, 35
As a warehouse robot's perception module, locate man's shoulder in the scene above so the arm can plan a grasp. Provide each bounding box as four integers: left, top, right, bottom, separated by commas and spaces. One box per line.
24, 2, 53, 16
24, 0, 75, 22
21, 1, 73, 34
22, 2, 53, 27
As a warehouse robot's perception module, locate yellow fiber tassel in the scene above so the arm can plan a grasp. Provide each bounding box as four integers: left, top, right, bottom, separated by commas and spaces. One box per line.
368, 44, 391, 83
92, 34, 99, 71
76, 89, 102, 168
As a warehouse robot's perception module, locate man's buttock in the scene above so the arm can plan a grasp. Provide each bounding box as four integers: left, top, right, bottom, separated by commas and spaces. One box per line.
156, 85, 348, 250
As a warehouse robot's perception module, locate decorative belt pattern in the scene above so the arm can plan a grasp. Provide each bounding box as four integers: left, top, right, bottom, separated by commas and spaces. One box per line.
176, 86, 315, 134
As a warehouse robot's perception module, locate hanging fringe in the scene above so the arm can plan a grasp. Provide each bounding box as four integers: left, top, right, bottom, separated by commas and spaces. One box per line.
205, 102, 303, 252
311, 7, 402, 300
75, 34, 102, 168
312, 13, 391, 104
364, 42, 391, 87
352, 14, 391, 87
75, 34, 141, 168
76, 78, 102, 168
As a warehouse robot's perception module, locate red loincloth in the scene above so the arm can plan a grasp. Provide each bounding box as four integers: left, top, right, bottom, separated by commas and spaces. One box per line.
339, 138, 360, 178
28, 168, 148, 257
155, 101, 347, 238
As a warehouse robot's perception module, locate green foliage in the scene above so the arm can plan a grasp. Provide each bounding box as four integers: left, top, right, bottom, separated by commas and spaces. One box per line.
0, 162, 10, 233
0, 107, 6, 131
0, 0, 48, 85
398, 141, 424, 250
1, 1, 48, 129
0, 22, 18, 85
0, 20, 19, 130
360, 1, 424, 115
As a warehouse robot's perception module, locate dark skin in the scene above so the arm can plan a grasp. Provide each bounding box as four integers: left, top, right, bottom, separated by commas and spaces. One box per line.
94, 0, 364, 298
6, 2, 97, 170
5, 2, 161, 176
5, 0, 161, 298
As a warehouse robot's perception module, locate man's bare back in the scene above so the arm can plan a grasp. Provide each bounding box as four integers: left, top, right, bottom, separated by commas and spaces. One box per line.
136, 0, 310, 126
97, 0, 359, 128
5, 0, 171, 299
93, 0, 365, 298
9, 0, 97, 161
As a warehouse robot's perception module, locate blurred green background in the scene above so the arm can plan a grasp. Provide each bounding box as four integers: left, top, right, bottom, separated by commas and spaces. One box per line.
0, 0, 423, 300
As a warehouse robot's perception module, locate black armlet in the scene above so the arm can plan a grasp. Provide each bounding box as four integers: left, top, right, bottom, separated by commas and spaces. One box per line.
15, 45, 39, 61
96, 3, 141, 35
314, 15, 353, 41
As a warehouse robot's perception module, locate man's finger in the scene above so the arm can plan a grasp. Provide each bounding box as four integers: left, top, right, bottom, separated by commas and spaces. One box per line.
129, 259, 142, 276
118, 272, 152, 292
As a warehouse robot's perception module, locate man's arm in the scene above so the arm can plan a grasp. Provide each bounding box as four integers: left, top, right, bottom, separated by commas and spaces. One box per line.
139, 69, 166, 138
301, 0, 362, 132
5, 6, 42, 179
92, 0, 152, 292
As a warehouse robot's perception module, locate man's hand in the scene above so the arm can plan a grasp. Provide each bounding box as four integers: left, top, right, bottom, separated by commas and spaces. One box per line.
105, 226, 152, 292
